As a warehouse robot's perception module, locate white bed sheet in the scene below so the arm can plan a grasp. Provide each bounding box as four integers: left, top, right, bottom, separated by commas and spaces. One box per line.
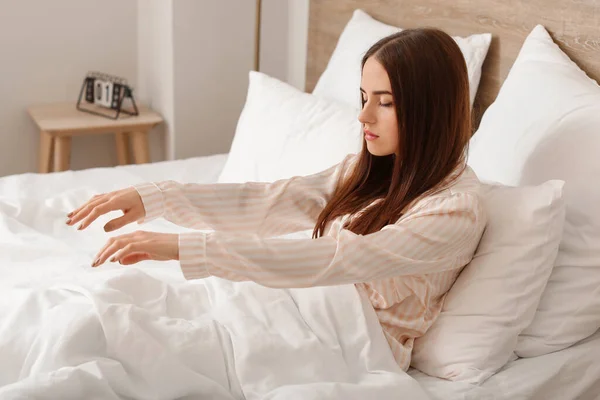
0, 153, 230, 286
1, 154, 598, 400
0, 154, 430, 400
0, 153, 230, 204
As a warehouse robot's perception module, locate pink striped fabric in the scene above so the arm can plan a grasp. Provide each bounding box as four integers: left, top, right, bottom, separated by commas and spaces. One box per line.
133, 154, 486, 371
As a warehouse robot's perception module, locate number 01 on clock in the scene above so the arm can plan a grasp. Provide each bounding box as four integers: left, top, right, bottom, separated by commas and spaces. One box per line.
84, 76, 123, 110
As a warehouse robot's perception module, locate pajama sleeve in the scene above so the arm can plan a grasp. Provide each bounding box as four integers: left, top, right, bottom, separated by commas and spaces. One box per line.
177, 190, 486, 286
132, 154, 356, 237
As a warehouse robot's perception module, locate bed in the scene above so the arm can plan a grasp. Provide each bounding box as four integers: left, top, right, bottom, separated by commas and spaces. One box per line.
2, 154, 600, 400
0, 155, 433, 400
2, 0, 600, 399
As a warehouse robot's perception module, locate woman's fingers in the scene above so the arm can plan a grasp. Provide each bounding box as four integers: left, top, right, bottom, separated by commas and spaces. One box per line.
92, 231, 178, 267
76, 202, 116, 230
92, 237, 121, 267
67, 197, 106, 226
68, 188, 143, 232
109, 242, 145, 265
92, 233, 135, 266
67, 193, 105, 218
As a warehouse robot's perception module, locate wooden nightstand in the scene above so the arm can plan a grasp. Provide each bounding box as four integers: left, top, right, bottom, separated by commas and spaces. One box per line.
27, 102, 164, 173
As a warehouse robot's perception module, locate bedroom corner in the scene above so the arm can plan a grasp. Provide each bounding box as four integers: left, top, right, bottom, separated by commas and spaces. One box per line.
0, 0, 309, 176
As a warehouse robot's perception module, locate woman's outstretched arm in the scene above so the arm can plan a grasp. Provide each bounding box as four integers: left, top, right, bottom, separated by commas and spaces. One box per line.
176, 190, 486, 286
133, 154, 356, 237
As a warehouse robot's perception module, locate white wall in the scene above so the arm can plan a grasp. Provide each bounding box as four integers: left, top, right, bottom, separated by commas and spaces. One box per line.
260, 0, 290, 83
286, 0, 310, 91
167, 0, 309, 159
137, 0, 308, 162
0, 0, 138, 176
171, 0, 256, 160
260, 0, 309, 90
137, 0, 174, 162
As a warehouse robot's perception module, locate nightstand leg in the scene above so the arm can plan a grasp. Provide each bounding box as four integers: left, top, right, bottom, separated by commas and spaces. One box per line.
115, 132, 131, 165
38, 130, 54, 173
131, 131, 150, 164
54, 136, 72, 172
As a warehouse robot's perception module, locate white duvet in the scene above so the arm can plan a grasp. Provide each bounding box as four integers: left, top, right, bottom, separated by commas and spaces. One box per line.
0, 156, 430, 400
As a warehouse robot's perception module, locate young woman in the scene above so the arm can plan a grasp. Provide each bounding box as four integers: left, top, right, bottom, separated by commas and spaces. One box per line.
66, 28, 487, 371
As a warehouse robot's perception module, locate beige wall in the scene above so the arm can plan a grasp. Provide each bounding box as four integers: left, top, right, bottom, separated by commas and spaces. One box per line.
170, 0, 256, 161
0, 0, 310, 177
137, 0, 174, 164
286, 0, 310, 91
136, 0, 309, 163
260, 0, 290, 83
0, 0, 138, 176
258, 0, 309, 91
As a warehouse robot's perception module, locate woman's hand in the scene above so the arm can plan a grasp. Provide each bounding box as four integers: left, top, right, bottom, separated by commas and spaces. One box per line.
68, 187, 178, 267
91, 230, 179, 267
66, 187, 145, 232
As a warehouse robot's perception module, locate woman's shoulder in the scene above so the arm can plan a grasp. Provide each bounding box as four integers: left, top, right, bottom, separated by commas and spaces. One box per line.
407, 165, 485, 216
447, 165, 483, 197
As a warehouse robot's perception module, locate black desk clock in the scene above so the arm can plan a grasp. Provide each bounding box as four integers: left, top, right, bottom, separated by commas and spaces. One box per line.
76, 71, 139, 119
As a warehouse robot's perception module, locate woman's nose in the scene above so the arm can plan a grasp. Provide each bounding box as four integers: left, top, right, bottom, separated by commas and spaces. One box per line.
358, 106, 375, 125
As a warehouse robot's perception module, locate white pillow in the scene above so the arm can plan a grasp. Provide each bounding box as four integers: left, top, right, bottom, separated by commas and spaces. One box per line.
411, 180, 565, 384
218, 71, 361, 184
467, 25, 600, 357
312, 9, 492, 109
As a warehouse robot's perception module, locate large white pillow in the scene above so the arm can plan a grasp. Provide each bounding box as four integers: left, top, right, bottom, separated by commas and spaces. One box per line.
312, 9, 492, 109
411, 180, 565, 384
468, 25, 600, 357
218, 71, 361, 184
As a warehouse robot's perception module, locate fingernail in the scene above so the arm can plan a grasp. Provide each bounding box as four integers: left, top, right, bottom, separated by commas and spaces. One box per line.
66, 218, 71, 224
67, 212, 73, 217
78, 224, 83, 230
91, 259, 97, 267
110, 257, 115, 262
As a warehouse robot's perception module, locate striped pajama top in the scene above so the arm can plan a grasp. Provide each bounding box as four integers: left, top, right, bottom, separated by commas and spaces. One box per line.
133, 154, 487, 371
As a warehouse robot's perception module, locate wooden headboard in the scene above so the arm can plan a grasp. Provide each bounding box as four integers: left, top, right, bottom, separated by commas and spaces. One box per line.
306, 0, 600, 126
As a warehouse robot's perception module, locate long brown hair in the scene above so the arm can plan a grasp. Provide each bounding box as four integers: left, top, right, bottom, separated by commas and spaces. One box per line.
313, 28, 472, 238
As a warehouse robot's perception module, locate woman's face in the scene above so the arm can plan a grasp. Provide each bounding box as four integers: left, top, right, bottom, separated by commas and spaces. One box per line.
358, 57, 399, 157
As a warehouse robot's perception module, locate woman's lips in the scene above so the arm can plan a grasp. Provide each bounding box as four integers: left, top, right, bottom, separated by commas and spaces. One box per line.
364, 129, 379, 141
